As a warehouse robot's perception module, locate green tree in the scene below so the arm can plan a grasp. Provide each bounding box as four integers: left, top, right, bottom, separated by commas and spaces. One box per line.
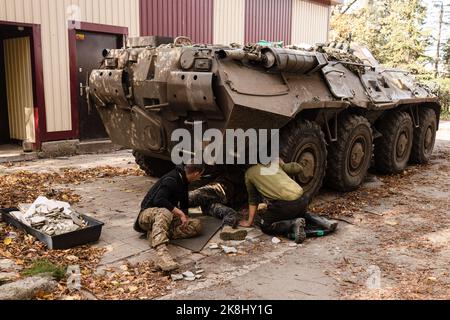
443, 39, 450, 73
330, 0, 431, 73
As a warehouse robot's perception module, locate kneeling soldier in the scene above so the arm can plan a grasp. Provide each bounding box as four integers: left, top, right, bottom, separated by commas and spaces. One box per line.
240, 161, 309, 244
134, 163, 205, 272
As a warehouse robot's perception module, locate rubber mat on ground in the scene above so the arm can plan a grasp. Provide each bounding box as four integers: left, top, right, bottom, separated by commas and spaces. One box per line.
170, 215, 222, 252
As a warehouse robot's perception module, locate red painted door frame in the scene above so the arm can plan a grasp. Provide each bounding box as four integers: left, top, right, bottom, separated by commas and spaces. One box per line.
0, 20, 46, 149
67, 21, 128, 141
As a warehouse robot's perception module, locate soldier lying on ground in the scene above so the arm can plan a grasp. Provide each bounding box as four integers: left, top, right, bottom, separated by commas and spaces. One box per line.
188, 168, 249, 241
239, 161, 310, 243
134, 163, 205, 272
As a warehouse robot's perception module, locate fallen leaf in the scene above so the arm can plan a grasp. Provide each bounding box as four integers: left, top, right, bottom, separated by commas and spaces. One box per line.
129, 286, 139, 293
65, 255, 79, 262
385, 220, 399, 226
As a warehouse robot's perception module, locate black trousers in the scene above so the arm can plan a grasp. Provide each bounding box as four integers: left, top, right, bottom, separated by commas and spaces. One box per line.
259, 196, 309, 236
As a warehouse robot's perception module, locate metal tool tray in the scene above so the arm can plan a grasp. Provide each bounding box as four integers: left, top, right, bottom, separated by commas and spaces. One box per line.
1, 208, 104, 250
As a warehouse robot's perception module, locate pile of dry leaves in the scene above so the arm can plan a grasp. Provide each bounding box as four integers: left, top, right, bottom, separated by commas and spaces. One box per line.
310, 165, 428, 218
0, 166, 144, 208
84, 262, 172, 300
0, 165, 166, 299
0, 221, 173, 300
0, 221, 105, 298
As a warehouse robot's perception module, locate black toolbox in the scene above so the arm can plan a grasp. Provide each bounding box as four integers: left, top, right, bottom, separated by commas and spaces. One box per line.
1, 208, 104, 250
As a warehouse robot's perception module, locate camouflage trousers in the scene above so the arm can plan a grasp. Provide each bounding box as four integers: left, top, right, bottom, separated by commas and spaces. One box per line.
189, 183, 241, 227
138, 208, 202, 248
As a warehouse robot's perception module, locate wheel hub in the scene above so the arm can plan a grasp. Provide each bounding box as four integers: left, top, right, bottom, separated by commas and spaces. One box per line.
350, 142, 365, 170
424, 127, 433, 151
397, 132, 408, 158
298, 151, 315, 183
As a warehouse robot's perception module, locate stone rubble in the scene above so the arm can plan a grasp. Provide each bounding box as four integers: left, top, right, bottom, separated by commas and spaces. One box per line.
272, 237, 282, 244
208, 243, 220, 250
182, 271, 195, 278
10, 196, 87, 236
170, 274, 184, 281
221, 246, 238, 254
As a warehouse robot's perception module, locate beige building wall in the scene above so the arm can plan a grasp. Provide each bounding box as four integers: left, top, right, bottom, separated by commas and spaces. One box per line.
0, 0, 140, 133
3, 36, 35, 142
291, 0, 330, 46
213, 0, 245, 45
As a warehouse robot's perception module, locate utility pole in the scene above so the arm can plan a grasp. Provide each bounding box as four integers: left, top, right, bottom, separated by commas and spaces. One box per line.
341, 0, 359, 15
435, 1, 444, 78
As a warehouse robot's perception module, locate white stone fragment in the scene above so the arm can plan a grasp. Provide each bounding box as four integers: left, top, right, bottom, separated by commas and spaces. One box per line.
171, 274, 184, 281
272, 237, 282, 244
182, 271, 195, 278
221, 246, 238, 254
184, 277, 196, 282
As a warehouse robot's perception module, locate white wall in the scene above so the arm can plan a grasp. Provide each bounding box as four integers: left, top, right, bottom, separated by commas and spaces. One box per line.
213, 0, 246, 45
291, 0, 330, 46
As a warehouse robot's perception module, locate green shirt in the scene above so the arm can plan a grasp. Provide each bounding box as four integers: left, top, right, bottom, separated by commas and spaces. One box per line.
245, 163, 304, 205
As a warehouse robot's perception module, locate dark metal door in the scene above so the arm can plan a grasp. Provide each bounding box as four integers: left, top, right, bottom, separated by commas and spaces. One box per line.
76, 31, 122, 140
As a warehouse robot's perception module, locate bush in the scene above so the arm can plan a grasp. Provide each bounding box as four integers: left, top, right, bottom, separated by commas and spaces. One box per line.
423, 78, 450, 120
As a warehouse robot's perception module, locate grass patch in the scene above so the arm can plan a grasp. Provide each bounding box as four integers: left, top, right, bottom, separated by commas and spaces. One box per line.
21, 259, 66, 281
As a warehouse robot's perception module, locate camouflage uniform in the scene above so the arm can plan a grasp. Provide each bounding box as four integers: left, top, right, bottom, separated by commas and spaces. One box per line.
189, 182, 242, 227
138, 208, 202, 248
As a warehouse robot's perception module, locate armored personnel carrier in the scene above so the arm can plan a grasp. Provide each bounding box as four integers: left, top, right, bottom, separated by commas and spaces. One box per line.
88, 36, 441, 200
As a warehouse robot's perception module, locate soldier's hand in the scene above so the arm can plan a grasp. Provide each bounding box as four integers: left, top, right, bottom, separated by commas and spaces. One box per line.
180, 214, 190, 228
239, 220, 253, 228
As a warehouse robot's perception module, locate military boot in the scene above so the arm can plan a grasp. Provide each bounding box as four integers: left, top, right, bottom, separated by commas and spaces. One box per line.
154, 245, 179, 272
305, 212, 338, 232
220, 226, 248, 241
290, 218, 307, 244
270, 219, 306, 244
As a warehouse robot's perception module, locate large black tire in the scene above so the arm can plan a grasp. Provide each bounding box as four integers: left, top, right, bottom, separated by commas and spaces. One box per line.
133, 151, 175, 178
326, 114, 373, 192
410, 108, 437, 164
280, 120, 327, 202
375, 111, 413, 174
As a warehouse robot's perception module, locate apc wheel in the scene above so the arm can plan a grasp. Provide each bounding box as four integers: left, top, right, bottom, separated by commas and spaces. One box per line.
326, 115, 373, 192
375, 111, 413, 174
410, 108, 437, 164
280, 120, 327, 202
133, 151, 175, 178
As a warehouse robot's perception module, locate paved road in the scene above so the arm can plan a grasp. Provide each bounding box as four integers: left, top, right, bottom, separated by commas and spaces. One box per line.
2, 121, 449, 300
